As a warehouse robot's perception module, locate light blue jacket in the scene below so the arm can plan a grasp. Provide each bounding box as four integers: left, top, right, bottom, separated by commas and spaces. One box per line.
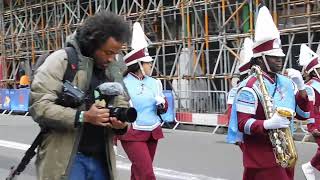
124, 73, 163, 131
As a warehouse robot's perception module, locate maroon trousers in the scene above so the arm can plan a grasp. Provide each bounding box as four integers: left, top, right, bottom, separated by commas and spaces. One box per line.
121, 139, 158, 180
243, 166, 294, 180
311, 137, 320, 171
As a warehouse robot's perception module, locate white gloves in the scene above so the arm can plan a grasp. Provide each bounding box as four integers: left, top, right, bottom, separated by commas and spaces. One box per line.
155, 96, 165, 105
286, 68, 305, 90
263, 113, 290, 130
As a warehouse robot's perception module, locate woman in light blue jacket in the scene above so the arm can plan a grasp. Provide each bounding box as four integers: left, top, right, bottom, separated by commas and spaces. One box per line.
117, 47, 168, 180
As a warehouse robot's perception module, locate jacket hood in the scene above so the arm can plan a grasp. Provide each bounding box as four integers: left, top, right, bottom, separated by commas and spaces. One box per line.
65, 32, 94, 63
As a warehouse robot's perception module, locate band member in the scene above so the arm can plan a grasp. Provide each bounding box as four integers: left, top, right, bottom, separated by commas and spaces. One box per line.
299, 44, 320, 180
116, 22, 168, 180
227, 37, 253, 144
231, 6, 311, 180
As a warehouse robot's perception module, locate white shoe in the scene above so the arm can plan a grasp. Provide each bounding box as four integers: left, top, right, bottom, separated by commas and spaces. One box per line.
302, 162, 316, 180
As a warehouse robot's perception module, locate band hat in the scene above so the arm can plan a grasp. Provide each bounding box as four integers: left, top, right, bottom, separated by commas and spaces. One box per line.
123, 47, 153, 66
252, 6, 285, 58
253, 39, 285, 57
124, 22, 153, 67
131, 22, 150, 50
238, 38, 253, 75
298, 44, 320, 73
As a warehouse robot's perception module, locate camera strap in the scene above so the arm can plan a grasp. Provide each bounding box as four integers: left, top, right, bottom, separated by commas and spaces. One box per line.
63, 46, 79, 82
6, 129, 48, 180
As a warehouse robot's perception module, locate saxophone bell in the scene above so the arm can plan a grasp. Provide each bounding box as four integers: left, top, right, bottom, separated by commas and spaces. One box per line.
276, 107, 296, 119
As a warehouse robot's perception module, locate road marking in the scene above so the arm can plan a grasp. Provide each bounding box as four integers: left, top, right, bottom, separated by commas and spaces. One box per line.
0, 139, 228, 180
117, 160, 227, 180
0, 140, 30, 151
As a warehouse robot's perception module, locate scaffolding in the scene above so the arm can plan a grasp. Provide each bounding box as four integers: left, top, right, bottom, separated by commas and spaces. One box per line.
0, 0, 319, 114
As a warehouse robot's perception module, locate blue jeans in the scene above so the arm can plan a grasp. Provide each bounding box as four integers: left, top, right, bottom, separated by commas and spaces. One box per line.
69, 152, 109, 180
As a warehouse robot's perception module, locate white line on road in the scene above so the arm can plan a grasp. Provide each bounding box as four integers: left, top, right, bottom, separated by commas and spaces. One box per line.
0, 139, 227, 180
117, 160, 227, 180
0, 140, 30, 151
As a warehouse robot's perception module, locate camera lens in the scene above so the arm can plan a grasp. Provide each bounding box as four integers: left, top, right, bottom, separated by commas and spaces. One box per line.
109, 107, 137, 123
125, 107, 137, 123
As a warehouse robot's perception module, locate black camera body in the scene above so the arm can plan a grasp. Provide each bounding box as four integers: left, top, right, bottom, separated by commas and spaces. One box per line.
56, 80, 85, 108
95, 82, 137, 123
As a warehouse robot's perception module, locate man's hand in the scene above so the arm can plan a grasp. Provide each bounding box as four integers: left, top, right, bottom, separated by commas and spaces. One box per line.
84, 104, 111, 127
311, 129, 320, 137
108, 117, 128, 129
83, 104, 128, 129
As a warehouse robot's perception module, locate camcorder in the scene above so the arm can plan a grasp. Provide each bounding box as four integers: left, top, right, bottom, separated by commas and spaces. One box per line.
96, 82, 137, 123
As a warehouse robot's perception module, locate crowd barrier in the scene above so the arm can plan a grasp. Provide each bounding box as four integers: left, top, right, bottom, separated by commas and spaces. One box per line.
173, 112, 229, 133
174, 90, 227, 114
0, 88, 30, 116
0, 88, 177, 121
0, 88, 30, 115
294, 120, 308, 133
171, 90, 229, 132
160, 90, 176, 123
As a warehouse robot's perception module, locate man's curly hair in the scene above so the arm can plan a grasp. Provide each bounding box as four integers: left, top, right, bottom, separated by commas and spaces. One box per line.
76, 11, 131, 57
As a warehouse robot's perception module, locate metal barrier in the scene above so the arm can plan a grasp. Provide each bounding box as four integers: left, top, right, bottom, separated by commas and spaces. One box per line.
0, 88, 30, 116
293, 120, 308, 133
172, 90, 311, 137
174, 90, 228, 114
172, 90, 228, 130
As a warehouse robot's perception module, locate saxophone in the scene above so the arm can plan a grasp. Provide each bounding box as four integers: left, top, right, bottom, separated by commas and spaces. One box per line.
251, 65, 298, 168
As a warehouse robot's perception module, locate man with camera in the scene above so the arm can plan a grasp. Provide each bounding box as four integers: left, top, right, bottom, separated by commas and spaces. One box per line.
29, 12, 131, 180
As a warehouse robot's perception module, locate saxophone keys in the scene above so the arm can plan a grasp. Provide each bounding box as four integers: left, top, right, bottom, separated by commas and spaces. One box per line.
276, 146, 284, 154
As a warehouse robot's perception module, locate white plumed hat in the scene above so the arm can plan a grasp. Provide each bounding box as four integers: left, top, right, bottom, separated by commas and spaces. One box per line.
298, 44, 320, 74
252, 6, 285, 58
238, 38, 253, 75
131, 22, 150, 50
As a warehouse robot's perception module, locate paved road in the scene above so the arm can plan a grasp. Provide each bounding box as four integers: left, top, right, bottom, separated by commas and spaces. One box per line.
0, 115, 319, 180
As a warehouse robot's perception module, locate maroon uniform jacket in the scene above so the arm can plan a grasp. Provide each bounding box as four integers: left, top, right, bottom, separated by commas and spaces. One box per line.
306, 78, 320, 132
236, 73, 311, 168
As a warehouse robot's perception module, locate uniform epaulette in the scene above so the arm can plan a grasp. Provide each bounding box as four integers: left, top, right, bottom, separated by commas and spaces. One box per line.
306, 78, 320, 95
245, 76, 258, 88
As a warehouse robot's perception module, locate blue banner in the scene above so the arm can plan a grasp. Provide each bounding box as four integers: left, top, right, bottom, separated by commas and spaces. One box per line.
0, 89, 11, 110
160, 90, 175, 123
10, 88, 30, 112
